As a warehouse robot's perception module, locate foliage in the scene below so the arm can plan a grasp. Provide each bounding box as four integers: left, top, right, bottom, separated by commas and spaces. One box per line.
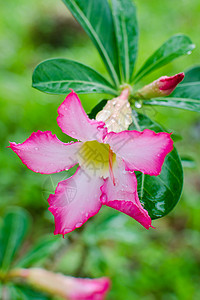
0, 208, 63, 299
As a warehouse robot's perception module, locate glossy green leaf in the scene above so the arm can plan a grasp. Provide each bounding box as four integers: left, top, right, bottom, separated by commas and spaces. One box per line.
182, 65, 200, 83
88, 99, 107, 119
143, 82, 200, 112
0, 208, 31, 271
129, 112, 183, 219
15, 236, 64, 268
134, 34, 195, 83
13, 285, 50, 300
62, 0, 120, 86
181, 156, 197, 169
32, 59, 118, 95
111, 0, 138, 82
143, 97, 200, 112
171, 82, 200, 101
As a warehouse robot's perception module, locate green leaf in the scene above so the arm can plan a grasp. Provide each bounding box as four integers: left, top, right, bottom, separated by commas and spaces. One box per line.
0, 208, 31, 271
62, 0, 120, 86
181, 156, 197, 169
32, 59, 118, 96
129, 112, 183, 219
111, 0, 138, 82
88, 99, 107, 119
182, 65, 200, 83
134, 34, 195, 83
143, 97, 200, 112
15, 236, 64, 268
143, 82, 200, 112
171, 82, 200, 101
13, 284, 50, 300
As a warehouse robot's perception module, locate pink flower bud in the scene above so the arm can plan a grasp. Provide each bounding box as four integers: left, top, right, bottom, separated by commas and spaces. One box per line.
133, 73, 184, 99
9, 268, 110, 300
158, 73, 185, 95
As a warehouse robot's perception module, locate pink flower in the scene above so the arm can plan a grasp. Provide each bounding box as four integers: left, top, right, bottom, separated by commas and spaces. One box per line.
10, 91, 173, 235
9, 268, 110, 300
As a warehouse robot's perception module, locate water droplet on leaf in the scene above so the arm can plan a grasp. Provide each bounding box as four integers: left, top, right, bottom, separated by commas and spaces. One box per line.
135, 101, 142, 109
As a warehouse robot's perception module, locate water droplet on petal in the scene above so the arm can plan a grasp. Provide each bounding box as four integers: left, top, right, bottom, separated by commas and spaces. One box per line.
35, 147, 39, 151
75, 222, 82, 228
100, 194, 107, 204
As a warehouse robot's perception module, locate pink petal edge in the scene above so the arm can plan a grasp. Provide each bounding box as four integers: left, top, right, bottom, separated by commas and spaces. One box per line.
100, 159, 152, 229
57, 90, 107, 142
9, 131, 81, 174
105, 129, 174, 176
48, 167, 104, 236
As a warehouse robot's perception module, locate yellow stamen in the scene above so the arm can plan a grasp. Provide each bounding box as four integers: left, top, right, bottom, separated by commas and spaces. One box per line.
77, 141, 116, 178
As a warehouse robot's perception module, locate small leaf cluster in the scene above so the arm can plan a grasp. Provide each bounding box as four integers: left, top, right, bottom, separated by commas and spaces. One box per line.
0, 208, 64, 299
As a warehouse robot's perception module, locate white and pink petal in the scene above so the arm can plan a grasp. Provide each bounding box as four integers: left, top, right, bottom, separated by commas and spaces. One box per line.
48, 167, 104, 235
105, 129, 173, 176
100, 159, 152, 229
57, 91, 107, 142
9, 131, 81, 174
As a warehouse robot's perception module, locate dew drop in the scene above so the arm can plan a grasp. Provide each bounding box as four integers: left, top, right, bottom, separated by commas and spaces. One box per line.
187, 51, 192, 55
35, 147, 39, 151
75, 222, 82, 228
135, 101, 142, 109
100, 194, 107, 204
85, 212, 89, 218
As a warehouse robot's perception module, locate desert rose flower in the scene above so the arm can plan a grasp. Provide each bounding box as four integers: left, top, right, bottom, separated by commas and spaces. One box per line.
9, 268, 110, 300
9, 91, 173, 235
133, 72, 184, 99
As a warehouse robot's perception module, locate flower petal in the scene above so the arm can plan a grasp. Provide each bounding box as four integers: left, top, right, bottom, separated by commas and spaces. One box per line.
100, 159, 152, 229
17, 268, 110, 300
9, 131, 81, 174
67, 276, 110, 300
105, 129, 173, 176
57, 91, 106, 142
48, 167, 104, 235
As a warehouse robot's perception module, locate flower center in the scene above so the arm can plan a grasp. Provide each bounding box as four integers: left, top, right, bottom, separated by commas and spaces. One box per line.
77, 141, 116, 179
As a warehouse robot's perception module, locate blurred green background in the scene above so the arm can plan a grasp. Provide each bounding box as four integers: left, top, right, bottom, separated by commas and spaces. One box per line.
0, 0, 200, 299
